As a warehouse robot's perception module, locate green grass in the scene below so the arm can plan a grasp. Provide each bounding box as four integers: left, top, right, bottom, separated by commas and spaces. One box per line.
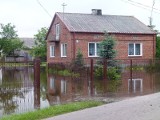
0, 101, 103, 120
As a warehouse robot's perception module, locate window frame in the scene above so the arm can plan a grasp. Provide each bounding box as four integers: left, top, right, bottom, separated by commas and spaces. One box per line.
128, 43, 142, 56
88, 42, 100, 57
61, 43, 67, 57
50, 45, 55, 57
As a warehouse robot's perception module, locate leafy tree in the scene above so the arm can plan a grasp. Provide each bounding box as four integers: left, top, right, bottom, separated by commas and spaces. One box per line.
0, 23, 18, 39
98, 34, 116, 59
30, 27, 48, 61
156, 36, 160, 58
0, 23, 23, 57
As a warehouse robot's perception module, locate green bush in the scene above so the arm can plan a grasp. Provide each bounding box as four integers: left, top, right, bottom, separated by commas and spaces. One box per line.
95, 65, 121, 80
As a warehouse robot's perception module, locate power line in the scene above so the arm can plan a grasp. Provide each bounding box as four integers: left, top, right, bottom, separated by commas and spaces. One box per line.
121, 0, 160, 14
36, 0, 52, 18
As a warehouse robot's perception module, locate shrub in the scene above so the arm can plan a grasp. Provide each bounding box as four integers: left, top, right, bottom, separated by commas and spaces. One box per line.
95, 65, 121, 80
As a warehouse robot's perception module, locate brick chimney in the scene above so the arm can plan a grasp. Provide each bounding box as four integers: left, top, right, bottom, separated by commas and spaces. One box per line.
92, 9, 102, 15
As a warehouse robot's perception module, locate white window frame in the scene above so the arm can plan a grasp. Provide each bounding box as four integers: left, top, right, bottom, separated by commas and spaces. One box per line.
128, 79, 143, 93
61, 43, 67, 57
88, 42, 100, 57
128, 43, 142, 56
55, 24, 60, 40
50, 45, 55, 57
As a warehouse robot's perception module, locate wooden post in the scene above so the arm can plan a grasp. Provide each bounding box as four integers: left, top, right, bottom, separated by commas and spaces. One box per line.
130, 59, 133, 93
34, 58, 40, 109
90, 59, 94, 95
90, 59, 93, 82
103, 59, 107, 81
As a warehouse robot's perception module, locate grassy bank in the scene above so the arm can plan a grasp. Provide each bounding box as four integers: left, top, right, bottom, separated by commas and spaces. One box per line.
0, 101, 103, 120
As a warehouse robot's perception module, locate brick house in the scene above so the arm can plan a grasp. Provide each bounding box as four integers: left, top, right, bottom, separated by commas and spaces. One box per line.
46, 9, 156, 64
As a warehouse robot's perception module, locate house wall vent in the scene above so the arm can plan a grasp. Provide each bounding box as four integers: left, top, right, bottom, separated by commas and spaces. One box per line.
92, 9, 102, 15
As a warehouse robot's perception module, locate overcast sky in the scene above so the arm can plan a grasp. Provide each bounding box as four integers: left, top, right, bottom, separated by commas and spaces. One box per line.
0, 0, 160, 37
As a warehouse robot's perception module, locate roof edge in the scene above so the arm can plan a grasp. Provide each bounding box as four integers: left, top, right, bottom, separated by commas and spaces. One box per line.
70, 31, 156, 35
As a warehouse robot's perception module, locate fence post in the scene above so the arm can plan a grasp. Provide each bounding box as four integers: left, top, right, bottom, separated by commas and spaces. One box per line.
90, 59, 94, 95
130, 59, 133, 93
103, 59, 107, 81
90, 59, 93, 82
34, 58, 40, 109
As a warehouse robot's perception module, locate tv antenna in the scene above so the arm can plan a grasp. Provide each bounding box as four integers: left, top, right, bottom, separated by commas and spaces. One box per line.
62, 3, 67, 21
149, 0, 155, 29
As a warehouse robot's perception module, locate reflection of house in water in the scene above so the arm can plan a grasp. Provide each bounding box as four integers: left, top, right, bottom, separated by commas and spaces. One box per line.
47, 74, 89, 105
128, 79, 143, 93
0, 69, 2, 85
120, 70, 155, 96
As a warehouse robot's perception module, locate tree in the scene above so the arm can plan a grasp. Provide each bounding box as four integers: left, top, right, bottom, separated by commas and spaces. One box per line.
74, 49, 84, 66
98, 34, 116, 59
71, 49, 85, 71
0, 23, 23, 57
30, 27, 48, 61
0, 23, 18, 39
95, 34, 120, 80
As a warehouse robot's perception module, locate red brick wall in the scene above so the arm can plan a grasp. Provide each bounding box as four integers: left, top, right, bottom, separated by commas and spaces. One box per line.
47, 15, 156, 64
73, 33, 156, 60
47, 15, 73, 63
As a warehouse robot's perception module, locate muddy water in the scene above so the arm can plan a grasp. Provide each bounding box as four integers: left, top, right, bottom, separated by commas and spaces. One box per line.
0, 66, 160, 117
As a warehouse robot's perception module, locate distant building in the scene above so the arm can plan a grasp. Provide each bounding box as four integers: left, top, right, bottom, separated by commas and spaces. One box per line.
5, 38, 35, 62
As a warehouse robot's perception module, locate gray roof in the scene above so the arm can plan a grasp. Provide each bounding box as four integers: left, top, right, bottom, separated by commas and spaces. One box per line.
20, 38, 35, 49
56, 12, 155, 34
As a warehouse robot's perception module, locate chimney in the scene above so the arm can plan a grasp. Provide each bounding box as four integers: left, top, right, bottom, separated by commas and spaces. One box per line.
92, 9, 102, 15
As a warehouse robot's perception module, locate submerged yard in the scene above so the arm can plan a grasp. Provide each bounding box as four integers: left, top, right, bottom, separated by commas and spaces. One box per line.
0, 59, 160, 118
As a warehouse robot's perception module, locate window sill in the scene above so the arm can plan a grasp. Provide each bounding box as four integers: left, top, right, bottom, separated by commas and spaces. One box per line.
128, 55, 142, 57
61, 56, 67, 58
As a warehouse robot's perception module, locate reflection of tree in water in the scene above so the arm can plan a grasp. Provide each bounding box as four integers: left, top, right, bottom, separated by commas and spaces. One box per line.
0, 67, 32, 115
0, 88, 24, 114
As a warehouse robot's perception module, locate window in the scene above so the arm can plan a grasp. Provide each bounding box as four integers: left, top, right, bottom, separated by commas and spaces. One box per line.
50, 45, 55, 57
88, 42, 100, 57
61, 43, 67, 57
55, 24, 60, 40
128, 43, 142, 56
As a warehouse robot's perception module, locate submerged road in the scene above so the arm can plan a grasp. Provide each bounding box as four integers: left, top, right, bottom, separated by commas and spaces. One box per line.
45, 93, 160, 120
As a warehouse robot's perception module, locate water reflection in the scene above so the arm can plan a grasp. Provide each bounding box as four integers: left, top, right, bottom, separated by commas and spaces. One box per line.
47, 69, 159, 104
0, 66, 36, 117
0, 66, 160, 117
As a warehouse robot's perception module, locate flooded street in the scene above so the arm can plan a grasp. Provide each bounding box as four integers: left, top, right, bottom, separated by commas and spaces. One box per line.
0, 65, 160, 117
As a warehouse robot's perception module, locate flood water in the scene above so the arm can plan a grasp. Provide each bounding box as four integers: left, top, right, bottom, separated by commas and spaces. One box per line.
0, 65, 160, 117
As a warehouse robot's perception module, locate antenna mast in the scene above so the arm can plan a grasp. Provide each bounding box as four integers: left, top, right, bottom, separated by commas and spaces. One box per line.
149, 0, 155, 29
62, 3, 67, 21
